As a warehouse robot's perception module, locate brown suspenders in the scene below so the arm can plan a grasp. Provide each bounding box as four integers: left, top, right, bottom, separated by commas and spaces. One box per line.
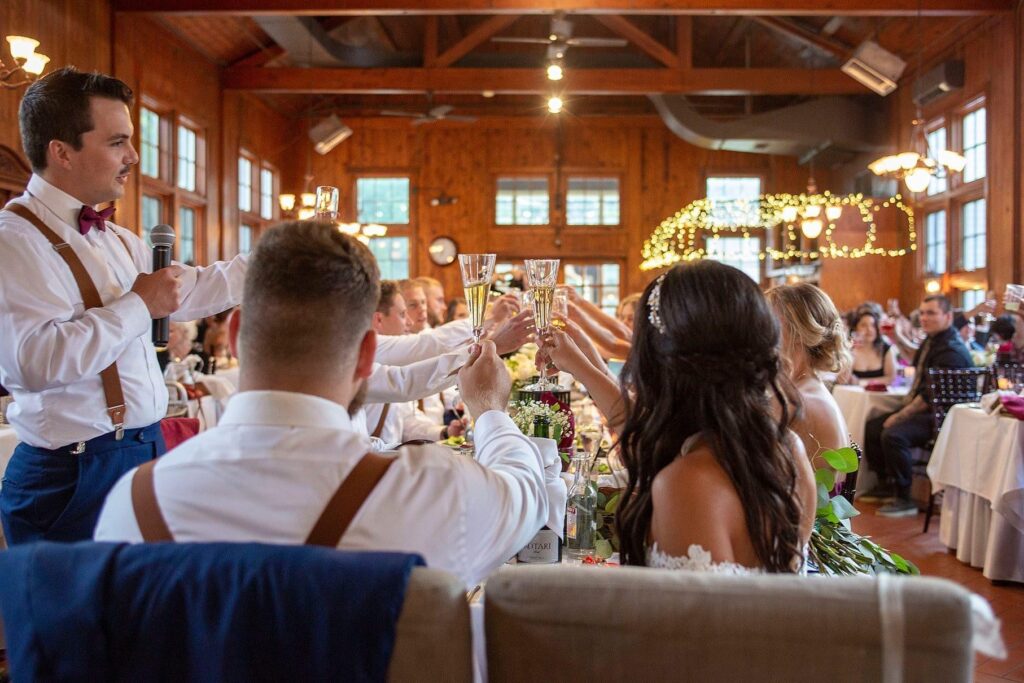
371, 403, 390, 438
130, 453, 395, 547
3, 202, 133, 439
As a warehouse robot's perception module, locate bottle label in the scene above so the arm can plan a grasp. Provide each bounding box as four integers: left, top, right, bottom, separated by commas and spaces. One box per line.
517, 528, 560, 564
566, 505, 577, 540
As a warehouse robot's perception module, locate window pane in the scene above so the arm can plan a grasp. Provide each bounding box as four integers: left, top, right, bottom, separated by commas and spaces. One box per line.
177, 126, 197, 192
564, 262, 620, 315
140, 108, 161, 179
567, 177, 620, 226
356, 178, 410, 224
260, 168, 274, 220
495, 177, 549, 225
962, 289, 985, 311
961, 199, 986, 272
239, 224, 253, 255
178, 206, 196, 265
705, 177, 761, 227
368, 237, 410, 279
926, 127, 947, 195
925, 211, 946, 275
141, 195, 162, 244
962, 107, 987, 183
706, 236, 761, 283
237, 156, 251, 211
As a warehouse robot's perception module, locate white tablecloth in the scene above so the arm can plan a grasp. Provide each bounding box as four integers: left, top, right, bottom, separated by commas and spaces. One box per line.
187, 395, 222, 432
928, 404, 1024, 583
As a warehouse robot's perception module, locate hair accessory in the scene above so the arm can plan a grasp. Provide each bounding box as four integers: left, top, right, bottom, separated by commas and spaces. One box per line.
648, 273, 668, 334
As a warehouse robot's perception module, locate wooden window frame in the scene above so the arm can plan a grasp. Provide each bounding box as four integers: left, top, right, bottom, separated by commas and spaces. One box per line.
352, 172, 414, 232
491, 170, 554, 229
561, 258, 626, 314
563, 172, 623, 229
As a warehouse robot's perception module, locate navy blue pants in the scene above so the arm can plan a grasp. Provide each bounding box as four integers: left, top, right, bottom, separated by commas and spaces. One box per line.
0, 423, 166, 545
864, 411, 935, 499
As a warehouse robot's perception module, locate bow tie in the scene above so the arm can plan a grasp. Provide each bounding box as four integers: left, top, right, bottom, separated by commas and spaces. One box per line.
78, 205, 116, 235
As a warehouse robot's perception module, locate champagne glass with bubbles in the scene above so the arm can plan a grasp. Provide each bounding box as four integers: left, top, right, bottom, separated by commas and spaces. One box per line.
458, 254, 497, 345
525, 258, 560, 390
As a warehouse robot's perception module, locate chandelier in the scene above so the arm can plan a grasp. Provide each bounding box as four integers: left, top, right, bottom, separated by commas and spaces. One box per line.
868, 125, 966, 193
640, 192, 916, 271
2, 36, 50, 89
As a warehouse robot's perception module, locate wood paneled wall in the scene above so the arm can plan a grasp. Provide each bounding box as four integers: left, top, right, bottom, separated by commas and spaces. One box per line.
284, 115, 842, 300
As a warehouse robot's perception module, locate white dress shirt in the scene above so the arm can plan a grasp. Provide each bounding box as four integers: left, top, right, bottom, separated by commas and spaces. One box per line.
363, 401, 442, 448
0, 175, 247, 448
95, 390, 561, 587
375, 319, 473, 366
364, 350, 467, 404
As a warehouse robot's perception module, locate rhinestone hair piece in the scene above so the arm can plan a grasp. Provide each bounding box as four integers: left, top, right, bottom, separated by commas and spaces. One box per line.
647, 273, 667, 334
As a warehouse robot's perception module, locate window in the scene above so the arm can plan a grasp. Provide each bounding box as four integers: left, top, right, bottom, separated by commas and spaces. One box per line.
141, 195, 162, 244
238, 156, 253, 213
962, 289, 986, 311
356, 177, 409, 224
239, 224, 253, 255
962, 106, 986, 183
705, 177, 761, 227
566, 177, 620, 225
705, 235, 761, 283
368, 237, 409, 279
140, 107, 162, 179
178, 206, 196, 265
260, 167, 275, 220
176, 125, 197, 192
496, 177, 549, 225
924, 211, 946, 275
564, 263, 620, 315
926, 126, 948, 196
961, 199, 986, 271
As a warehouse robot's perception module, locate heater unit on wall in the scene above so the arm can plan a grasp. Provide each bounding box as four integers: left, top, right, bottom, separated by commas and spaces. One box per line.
309, 115, 352, 155
841, 41, 907, 97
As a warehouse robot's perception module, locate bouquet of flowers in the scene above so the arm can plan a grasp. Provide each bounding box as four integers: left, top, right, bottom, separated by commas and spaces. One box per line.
509, 399, 571, 443
504, 343, 539, 385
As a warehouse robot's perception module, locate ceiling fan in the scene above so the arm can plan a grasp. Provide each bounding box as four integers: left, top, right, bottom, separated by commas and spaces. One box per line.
491, 13, 627, 59
379, 103, 478, 125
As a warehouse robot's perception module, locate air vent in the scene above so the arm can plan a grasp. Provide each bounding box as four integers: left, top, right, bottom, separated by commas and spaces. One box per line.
841, 41, 906, 96
913, 60, 965, 107
309, 115, 352, 155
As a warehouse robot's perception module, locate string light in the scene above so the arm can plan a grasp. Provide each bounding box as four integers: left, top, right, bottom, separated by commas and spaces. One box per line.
640, 192, 916, 271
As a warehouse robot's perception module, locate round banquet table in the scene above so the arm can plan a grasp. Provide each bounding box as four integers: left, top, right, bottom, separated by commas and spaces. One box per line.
927, 404, 1024, 583
831, 384, 908, 495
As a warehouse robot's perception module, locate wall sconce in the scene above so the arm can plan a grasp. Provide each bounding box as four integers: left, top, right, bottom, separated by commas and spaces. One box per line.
924, 279, 942, 294
430, 192, 459, 207
3, 36, 50, 89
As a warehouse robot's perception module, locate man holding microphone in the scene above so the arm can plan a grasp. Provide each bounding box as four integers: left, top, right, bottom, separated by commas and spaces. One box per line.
0, 67, 247, 544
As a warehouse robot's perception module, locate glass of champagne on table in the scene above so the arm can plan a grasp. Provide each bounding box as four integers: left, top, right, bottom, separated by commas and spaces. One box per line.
524, 258, 560, 391
458, 253, 497, 344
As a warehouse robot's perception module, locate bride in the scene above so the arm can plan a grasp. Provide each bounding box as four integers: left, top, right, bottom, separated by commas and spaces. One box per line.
542, 261, 816, 573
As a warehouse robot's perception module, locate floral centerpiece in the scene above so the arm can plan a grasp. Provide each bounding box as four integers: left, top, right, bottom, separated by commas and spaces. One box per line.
504, 343, 540, 389
509, 399, 571, 443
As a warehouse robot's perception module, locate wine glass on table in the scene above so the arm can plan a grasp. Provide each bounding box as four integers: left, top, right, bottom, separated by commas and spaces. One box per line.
458, 254, 497, 345
524, 258, 560, 391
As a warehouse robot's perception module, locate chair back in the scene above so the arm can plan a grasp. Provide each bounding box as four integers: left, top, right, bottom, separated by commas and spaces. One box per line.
389, 568, 473, 682
484, 566, 974, 683
837, 441, 862, 503
926, 367, 987, 433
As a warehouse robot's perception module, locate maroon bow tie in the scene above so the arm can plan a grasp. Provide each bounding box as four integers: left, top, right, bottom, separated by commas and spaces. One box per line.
78, 205, 115, 235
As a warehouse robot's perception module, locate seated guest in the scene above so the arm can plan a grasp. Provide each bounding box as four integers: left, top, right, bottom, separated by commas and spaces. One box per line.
95, 222, 560, 588
541, 261, 816, 573
414, 276, 447, 328
953, 310, 984, 353
861, 295, 972, 516
157, 321, 197, 373
616, 293, 641, 329
445, 297, 468, 323
399, 279, 430, 333
989, 314, 1024, 362
766, 283, 852, 459
847, 309, 899, 383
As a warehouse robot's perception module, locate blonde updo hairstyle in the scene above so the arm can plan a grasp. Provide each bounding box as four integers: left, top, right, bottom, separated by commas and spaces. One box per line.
766, 283, 852, 376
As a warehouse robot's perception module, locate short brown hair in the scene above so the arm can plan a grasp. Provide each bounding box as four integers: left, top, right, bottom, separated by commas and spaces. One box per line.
378, 281, 400, 314
923, 294, 952, 313
240, 221, 380, 368
19, 66, 134, 172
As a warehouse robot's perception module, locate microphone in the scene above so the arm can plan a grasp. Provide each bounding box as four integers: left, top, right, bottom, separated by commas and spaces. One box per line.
150, 224, 176, 347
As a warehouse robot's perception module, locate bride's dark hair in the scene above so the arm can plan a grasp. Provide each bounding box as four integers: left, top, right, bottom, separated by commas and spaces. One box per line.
616, 260, 804, 572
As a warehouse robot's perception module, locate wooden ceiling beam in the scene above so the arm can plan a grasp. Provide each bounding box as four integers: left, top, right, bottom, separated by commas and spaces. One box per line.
223, 66, 869, 95
423, 15, 439, 66
112, 0, 1012, 17
433, 15, 520, 67
228, 44, 285, 68
676, 16, 692, 70
592, 15, 679, 69
751, 17, 850, 59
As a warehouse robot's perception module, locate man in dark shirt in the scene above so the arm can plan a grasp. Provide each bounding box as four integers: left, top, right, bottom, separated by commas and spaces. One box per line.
862, 294, 973, 517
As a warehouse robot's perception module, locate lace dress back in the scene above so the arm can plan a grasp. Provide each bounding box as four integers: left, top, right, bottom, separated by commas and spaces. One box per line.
644, 434, 805, 574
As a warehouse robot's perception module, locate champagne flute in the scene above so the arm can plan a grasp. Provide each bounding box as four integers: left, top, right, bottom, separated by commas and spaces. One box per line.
458, 254, 497, 344
524, 258, 560, 390
314, 185, 339, 222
